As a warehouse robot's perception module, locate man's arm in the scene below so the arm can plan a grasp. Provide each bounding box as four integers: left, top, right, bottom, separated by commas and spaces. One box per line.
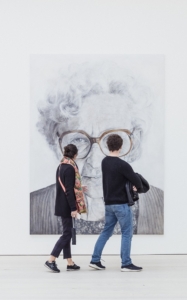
63, 167, 77, 212
120, 161, 143, 192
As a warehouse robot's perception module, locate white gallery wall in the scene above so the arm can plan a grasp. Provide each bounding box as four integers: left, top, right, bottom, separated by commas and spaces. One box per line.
0, 0, 187, 255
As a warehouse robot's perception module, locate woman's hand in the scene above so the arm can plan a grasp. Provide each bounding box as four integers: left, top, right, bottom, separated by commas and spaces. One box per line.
82, 185, 88, 193
133, 186, 137, 191
71, 210, 77, 218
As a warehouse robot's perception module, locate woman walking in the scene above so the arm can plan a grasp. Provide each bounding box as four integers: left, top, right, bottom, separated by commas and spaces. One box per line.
45, 144, 86, 272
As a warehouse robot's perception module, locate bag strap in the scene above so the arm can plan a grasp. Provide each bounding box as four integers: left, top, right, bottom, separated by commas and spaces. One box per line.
72, 217, 76, 228
58, 165, 66, 193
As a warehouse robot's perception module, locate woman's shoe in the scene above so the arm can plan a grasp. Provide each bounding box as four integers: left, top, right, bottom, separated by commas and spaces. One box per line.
44, 261, 60, 273
67, 263, 80, 271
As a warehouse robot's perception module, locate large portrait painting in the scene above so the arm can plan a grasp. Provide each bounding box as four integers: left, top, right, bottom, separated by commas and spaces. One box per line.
30, 55, 164, 235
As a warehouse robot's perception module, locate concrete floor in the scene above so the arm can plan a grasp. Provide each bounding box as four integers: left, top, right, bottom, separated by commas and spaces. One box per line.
0, 255, 187, 300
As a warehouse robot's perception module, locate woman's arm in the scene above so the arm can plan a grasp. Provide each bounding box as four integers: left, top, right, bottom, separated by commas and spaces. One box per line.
63, 167, 77, 212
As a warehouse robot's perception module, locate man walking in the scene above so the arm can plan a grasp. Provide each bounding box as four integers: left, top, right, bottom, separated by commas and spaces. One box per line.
89, 134, 143, 272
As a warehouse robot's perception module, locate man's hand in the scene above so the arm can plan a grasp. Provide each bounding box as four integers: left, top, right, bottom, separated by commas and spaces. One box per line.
71, 210, 77, 218
133, 186, 137, 191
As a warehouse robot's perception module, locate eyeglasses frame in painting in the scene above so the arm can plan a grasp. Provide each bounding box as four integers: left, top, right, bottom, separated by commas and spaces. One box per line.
57, 129, 133, 159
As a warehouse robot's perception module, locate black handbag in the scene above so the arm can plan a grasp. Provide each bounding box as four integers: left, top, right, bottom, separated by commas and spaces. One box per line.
71, 218, 76, 245
125, 181, 139, 206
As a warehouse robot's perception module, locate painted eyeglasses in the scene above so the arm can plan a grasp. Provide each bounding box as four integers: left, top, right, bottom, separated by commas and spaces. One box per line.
58, 129, 133, 159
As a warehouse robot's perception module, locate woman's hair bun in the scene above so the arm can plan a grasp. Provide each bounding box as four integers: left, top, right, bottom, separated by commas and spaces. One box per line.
63, 144, 78, 159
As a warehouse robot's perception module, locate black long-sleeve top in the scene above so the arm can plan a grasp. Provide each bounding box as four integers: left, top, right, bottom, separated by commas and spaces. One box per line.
102, 156, 142, 205
55, 164, 77, 217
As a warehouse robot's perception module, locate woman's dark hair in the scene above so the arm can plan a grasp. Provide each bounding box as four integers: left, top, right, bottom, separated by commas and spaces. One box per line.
63, 144, 78, 159
107, 134, 123, 152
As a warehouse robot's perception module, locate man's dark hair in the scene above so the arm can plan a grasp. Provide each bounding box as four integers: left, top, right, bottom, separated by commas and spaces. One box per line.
107, 134, 123, 152
63, 144, 78, 159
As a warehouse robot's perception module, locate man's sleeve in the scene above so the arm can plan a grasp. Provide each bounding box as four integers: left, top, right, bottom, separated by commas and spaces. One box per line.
63, 167, 77, 212
120, 161, 143, 192
101, 160, 104, 189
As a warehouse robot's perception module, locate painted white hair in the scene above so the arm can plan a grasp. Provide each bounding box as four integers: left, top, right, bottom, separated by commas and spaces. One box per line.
37, 62, 153, 162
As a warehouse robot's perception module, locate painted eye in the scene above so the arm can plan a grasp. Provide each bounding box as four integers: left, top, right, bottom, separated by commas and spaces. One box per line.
72, 138, 88, 144
101, 136, 112, 149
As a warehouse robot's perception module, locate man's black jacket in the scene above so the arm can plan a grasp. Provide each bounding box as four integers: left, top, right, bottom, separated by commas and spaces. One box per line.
125, 173, 150, 206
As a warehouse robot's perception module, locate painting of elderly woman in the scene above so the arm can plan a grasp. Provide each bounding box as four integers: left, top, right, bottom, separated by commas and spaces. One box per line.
30, 55, 164, 235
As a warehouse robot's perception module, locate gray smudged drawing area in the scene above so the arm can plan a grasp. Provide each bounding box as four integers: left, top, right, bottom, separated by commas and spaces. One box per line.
30, 184, 163, 235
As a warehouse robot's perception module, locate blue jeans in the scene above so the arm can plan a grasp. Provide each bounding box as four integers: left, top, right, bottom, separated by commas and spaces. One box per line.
91, 204, 133, 266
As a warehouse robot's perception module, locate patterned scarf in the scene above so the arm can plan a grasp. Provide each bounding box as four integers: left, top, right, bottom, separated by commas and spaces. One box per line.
60, 157, 87, 214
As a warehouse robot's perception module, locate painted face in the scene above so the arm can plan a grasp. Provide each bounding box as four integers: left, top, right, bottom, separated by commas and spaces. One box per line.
65, 93, 133, 221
